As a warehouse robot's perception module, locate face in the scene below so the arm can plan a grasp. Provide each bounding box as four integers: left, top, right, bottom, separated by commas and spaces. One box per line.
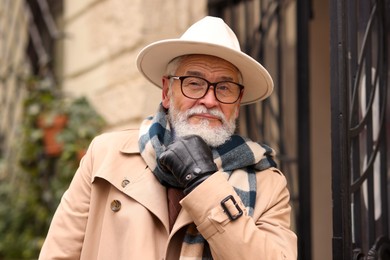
161, 55, 243, 146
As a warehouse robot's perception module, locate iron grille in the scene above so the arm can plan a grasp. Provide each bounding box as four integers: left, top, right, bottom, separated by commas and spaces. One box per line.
330, 0, 390, 259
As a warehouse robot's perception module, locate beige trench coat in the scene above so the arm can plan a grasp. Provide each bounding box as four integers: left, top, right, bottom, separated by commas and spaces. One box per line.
39, 129, 297, 260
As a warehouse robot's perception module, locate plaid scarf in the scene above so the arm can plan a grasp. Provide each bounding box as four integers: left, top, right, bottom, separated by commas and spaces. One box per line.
138, 104, 276, 259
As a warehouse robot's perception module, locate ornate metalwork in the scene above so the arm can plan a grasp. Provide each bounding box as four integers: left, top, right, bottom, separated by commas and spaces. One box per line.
331, 0, 389, 259
366, 236, 390, 260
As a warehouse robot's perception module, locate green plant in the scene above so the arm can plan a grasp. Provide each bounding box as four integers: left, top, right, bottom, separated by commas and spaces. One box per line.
54, 96, 106, 201
0, 76, 106, 259
19, 76, 66, 168
0, 77, 60, 259
58, 97, 106, 159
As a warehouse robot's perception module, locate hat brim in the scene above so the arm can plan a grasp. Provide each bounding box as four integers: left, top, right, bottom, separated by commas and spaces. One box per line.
136, 39, 273, 105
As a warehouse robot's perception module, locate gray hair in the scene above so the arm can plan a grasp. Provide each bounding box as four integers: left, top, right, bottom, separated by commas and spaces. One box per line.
164, 56, 188, 95
164, 55, 188, 76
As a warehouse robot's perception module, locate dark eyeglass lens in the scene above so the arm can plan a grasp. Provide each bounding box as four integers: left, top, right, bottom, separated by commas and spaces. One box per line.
180, 76, 241, 103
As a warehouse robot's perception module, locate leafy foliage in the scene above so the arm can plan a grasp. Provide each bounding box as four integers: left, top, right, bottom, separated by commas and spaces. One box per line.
0, 77, 106, 259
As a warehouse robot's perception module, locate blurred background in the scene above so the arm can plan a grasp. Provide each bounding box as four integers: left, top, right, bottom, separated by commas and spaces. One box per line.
0, 0, 389, 259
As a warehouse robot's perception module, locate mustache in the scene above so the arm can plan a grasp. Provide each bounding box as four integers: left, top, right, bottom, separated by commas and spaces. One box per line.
185, 106, 225, 120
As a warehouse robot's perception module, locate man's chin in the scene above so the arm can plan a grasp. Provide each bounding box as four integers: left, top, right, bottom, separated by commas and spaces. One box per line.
174, 124, 233, 147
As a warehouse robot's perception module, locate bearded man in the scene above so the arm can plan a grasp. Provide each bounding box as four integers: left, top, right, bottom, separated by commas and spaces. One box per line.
39, 16, 297, 260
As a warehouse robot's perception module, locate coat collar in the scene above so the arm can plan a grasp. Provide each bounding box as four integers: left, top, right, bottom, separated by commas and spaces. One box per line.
102, 131, 192, 234
119, 130, 140, 154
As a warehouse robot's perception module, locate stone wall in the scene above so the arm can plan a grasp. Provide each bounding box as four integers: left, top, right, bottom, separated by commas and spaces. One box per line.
0, 0, 30, 176
60, 0, 207, 129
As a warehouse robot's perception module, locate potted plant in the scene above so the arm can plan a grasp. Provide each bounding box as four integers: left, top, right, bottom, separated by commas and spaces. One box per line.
57, 96, 106, 161
20, 75, 106, 202
37, 113, 68, 157
21, 76, 68, 162
2, 75, 106, 259
51, 96, 106, 201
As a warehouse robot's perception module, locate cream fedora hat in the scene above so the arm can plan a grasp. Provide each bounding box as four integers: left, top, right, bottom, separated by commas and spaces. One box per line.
136, 16, 273, 105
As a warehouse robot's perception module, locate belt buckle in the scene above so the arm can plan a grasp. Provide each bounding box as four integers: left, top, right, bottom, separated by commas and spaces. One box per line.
220, 195, 243, 221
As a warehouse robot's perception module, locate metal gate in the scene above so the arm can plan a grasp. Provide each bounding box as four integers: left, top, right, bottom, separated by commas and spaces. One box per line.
330, 0, 390, 259
208, 0, 311, 259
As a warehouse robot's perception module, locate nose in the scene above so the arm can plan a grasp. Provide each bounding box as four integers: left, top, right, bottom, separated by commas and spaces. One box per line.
198, 86, 219, 107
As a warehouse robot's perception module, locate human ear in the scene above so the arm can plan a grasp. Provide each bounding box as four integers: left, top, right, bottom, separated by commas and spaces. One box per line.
162, 77, 170, 109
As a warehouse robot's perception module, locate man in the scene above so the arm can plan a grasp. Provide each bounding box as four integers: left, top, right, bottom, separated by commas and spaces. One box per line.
39, 16, 297, 259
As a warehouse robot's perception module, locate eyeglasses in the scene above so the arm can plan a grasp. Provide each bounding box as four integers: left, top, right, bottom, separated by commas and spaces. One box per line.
168, 75, 244, 104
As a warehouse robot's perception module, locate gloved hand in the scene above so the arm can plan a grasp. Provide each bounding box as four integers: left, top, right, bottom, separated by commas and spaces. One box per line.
159, 135, 218, 194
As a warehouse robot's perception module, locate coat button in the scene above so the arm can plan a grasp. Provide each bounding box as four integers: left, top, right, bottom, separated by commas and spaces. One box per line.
110, 200, 121, 212
121, 179, 130, 188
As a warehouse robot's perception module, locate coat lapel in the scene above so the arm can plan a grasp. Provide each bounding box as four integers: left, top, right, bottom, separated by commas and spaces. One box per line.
171, 209, 192, 235
123, 168, 170, 231
93, 131, 171, 232
118, 131, 192, 234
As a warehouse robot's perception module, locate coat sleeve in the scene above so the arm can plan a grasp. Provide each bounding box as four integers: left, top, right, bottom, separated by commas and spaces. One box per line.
38, 139, 95, 259
180, 169, 297, 260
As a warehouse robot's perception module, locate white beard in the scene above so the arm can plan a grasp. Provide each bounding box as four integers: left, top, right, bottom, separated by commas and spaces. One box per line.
168, 103, 237, 147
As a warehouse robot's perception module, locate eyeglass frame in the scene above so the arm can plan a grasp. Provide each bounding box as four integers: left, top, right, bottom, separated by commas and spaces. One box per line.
167, 75, 244, 104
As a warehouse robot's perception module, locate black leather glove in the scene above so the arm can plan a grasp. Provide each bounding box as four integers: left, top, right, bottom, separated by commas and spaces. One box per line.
159, 135, 218, 194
